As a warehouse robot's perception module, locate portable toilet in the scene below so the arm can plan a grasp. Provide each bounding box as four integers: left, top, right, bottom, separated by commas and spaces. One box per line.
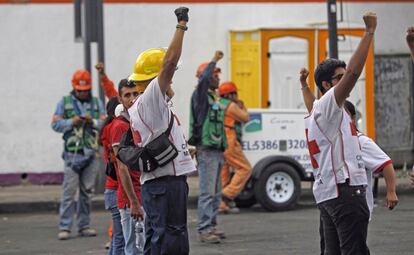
229, 23, 375, 138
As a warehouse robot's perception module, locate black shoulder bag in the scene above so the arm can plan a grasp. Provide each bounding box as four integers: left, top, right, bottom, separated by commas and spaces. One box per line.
116, 112, 178, 172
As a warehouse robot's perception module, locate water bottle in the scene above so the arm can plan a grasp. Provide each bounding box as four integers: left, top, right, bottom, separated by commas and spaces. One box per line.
135, 219, 145, 250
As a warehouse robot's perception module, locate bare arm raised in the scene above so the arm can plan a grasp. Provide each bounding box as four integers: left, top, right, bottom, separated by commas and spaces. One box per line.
299, 68, 315, 113
158, 7, 189, 94
334, 12, 377, 106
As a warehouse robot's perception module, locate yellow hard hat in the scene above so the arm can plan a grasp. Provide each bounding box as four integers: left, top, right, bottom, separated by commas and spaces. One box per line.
128, 48, 166, 82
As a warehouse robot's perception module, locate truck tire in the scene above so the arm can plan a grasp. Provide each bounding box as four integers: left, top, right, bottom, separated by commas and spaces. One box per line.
254, 162, 301, 211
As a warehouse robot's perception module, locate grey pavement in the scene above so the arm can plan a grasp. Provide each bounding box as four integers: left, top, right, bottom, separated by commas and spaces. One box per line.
1, 193, 414, 255
0, 173, 413, 214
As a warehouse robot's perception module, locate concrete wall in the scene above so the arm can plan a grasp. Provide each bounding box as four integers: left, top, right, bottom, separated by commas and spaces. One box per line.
0, 2, 413, 174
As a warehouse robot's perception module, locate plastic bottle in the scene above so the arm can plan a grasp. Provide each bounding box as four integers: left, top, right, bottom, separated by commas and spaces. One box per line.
135, 219, 145, 250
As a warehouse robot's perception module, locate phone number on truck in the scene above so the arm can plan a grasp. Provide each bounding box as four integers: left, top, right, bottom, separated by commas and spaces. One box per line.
242, 139, 307, 151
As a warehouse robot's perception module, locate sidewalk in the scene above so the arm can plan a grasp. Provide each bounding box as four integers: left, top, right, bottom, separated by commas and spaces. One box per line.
0, 175, 412, 214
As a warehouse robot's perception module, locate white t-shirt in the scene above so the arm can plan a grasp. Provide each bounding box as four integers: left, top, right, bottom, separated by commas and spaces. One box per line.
306, 87, 367, 203
358, 132, 392, 219
313, 88, 349, 182
128, 78, 196, 184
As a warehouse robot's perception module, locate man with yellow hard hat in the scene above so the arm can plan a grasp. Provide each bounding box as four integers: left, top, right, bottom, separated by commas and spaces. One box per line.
120, 7, 195, 255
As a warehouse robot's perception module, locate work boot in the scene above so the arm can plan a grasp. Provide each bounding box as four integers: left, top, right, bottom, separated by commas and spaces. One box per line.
199, 232, 221, 244
212, 227, 226, 239
222, 195, 237, 208
220, 199, 240, 214
78, 228, 97, 237
219, 201, 230, 214
57, 230, 70, 240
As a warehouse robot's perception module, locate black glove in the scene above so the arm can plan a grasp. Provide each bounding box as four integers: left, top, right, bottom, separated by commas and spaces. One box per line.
174, 7, 189, 22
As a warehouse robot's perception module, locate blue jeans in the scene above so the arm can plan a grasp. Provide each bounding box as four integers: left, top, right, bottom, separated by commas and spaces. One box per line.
196, 147, 224, 233
119, 208, 143, 255
104, 189, 125, 255
142, 175, 189, 255
59, 158, 98, 231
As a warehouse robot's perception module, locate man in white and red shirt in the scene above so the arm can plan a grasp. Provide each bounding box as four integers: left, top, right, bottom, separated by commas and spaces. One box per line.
305, 12, 377, 255
300, 66, 399, 254
125, 7, 196, 255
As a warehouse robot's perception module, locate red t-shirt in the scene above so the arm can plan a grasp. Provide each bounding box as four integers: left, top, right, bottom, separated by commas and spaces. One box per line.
101, 122, 118, 190
110, 116, 142, 209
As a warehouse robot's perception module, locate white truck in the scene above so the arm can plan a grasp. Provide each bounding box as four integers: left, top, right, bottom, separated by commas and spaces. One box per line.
236, 108, 313, 211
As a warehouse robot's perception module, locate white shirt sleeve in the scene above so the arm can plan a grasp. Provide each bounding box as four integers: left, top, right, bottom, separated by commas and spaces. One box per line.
136, 77, 169, 136
313, 87, 343, 141
359, 134, 392, 173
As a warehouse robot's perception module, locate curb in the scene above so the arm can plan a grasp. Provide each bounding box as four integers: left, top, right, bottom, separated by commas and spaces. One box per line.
0, 195, 200, 214
0, 183, 411, 214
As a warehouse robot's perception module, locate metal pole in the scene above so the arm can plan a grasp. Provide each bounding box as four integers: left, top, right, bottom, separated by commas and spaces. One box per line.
327, 0, 339, 59
74, 0, 82, 42
96, 0, 105, 102
83, 0, 92, 73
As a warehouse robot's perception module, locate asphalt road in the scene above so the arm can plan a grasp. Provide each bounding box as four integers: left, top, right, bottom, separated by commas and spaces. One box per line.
1, 194, 414, 255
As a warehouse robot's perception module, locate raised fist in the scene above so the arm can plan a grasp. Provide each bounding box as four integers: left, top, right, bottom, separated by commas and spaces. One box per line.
95, 62, 104, 74
174, 7, 189, 23
363, 12, 377, 33
213, 51, 224, 62
299, 68, 309, 85
406, 27, 414, 48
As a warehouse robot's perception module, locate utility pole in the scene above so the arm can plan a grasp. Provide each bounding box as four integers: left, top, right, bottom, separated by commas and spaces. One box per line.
327, 0, 338, 59
74, 0, 105, 103
74, 0, 106, 194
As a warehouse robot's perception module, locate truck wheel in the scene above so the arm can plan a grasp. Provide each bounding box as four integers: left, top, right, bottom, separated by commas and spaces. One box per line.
235, 188, 257, 208
254, 162, 301, 211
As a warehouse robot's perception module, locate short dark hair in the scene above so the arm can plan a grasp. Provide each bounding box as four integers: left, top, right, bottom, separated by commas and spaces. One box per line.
118, 78, 135, 96
344, 100, 356, 118
100, 96, 120, 142
314, 58, 346, 94
106, 96, 119, 117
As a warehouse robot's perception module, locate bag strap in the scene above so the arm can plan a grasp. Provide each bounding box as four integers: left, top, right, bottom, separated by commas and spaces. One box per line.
165, 111, 174, 136
119, 128, 134, 148
118, 115, 130, 124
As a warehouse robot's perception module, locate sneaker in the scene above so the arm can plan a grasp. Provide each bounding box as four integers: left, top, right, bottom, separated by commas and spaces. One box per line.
219, 200, 240, 214
222, 195, 237, 209
228, 206, 240, 214
199, 232, 221, 244
104, 241, 111, 250
212, 228, 226, 239
78, 228, 97, 237
57, 230, 70, 240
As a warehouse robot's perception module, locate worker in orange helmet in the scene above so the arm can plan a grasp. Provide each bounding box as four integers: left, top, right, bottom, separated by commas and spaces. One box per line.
52, 69, 106, 241
218, 81, 252, 214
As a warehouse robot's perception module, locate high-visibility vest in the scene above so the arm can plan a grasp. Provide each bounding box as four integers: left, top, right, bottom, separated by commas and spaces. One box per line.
189, 94, 230, 150
62, 95, 100, 153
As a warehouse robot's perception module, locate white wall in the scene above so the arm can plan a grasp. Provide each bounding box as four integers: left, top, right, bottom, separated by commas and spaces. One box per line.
0, 2, 413, 173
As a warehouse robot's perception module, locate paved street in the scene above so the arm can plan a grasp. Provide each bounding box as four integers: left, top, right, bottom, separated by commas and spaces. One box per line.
1, 193, 413, 255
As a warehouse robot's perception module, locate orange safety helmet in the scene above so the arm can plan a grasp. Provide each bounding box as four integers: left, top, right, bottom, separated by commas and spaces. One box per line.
196, 62, 221, 78
218, 81, 238, 96
72, 69, 92, 91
